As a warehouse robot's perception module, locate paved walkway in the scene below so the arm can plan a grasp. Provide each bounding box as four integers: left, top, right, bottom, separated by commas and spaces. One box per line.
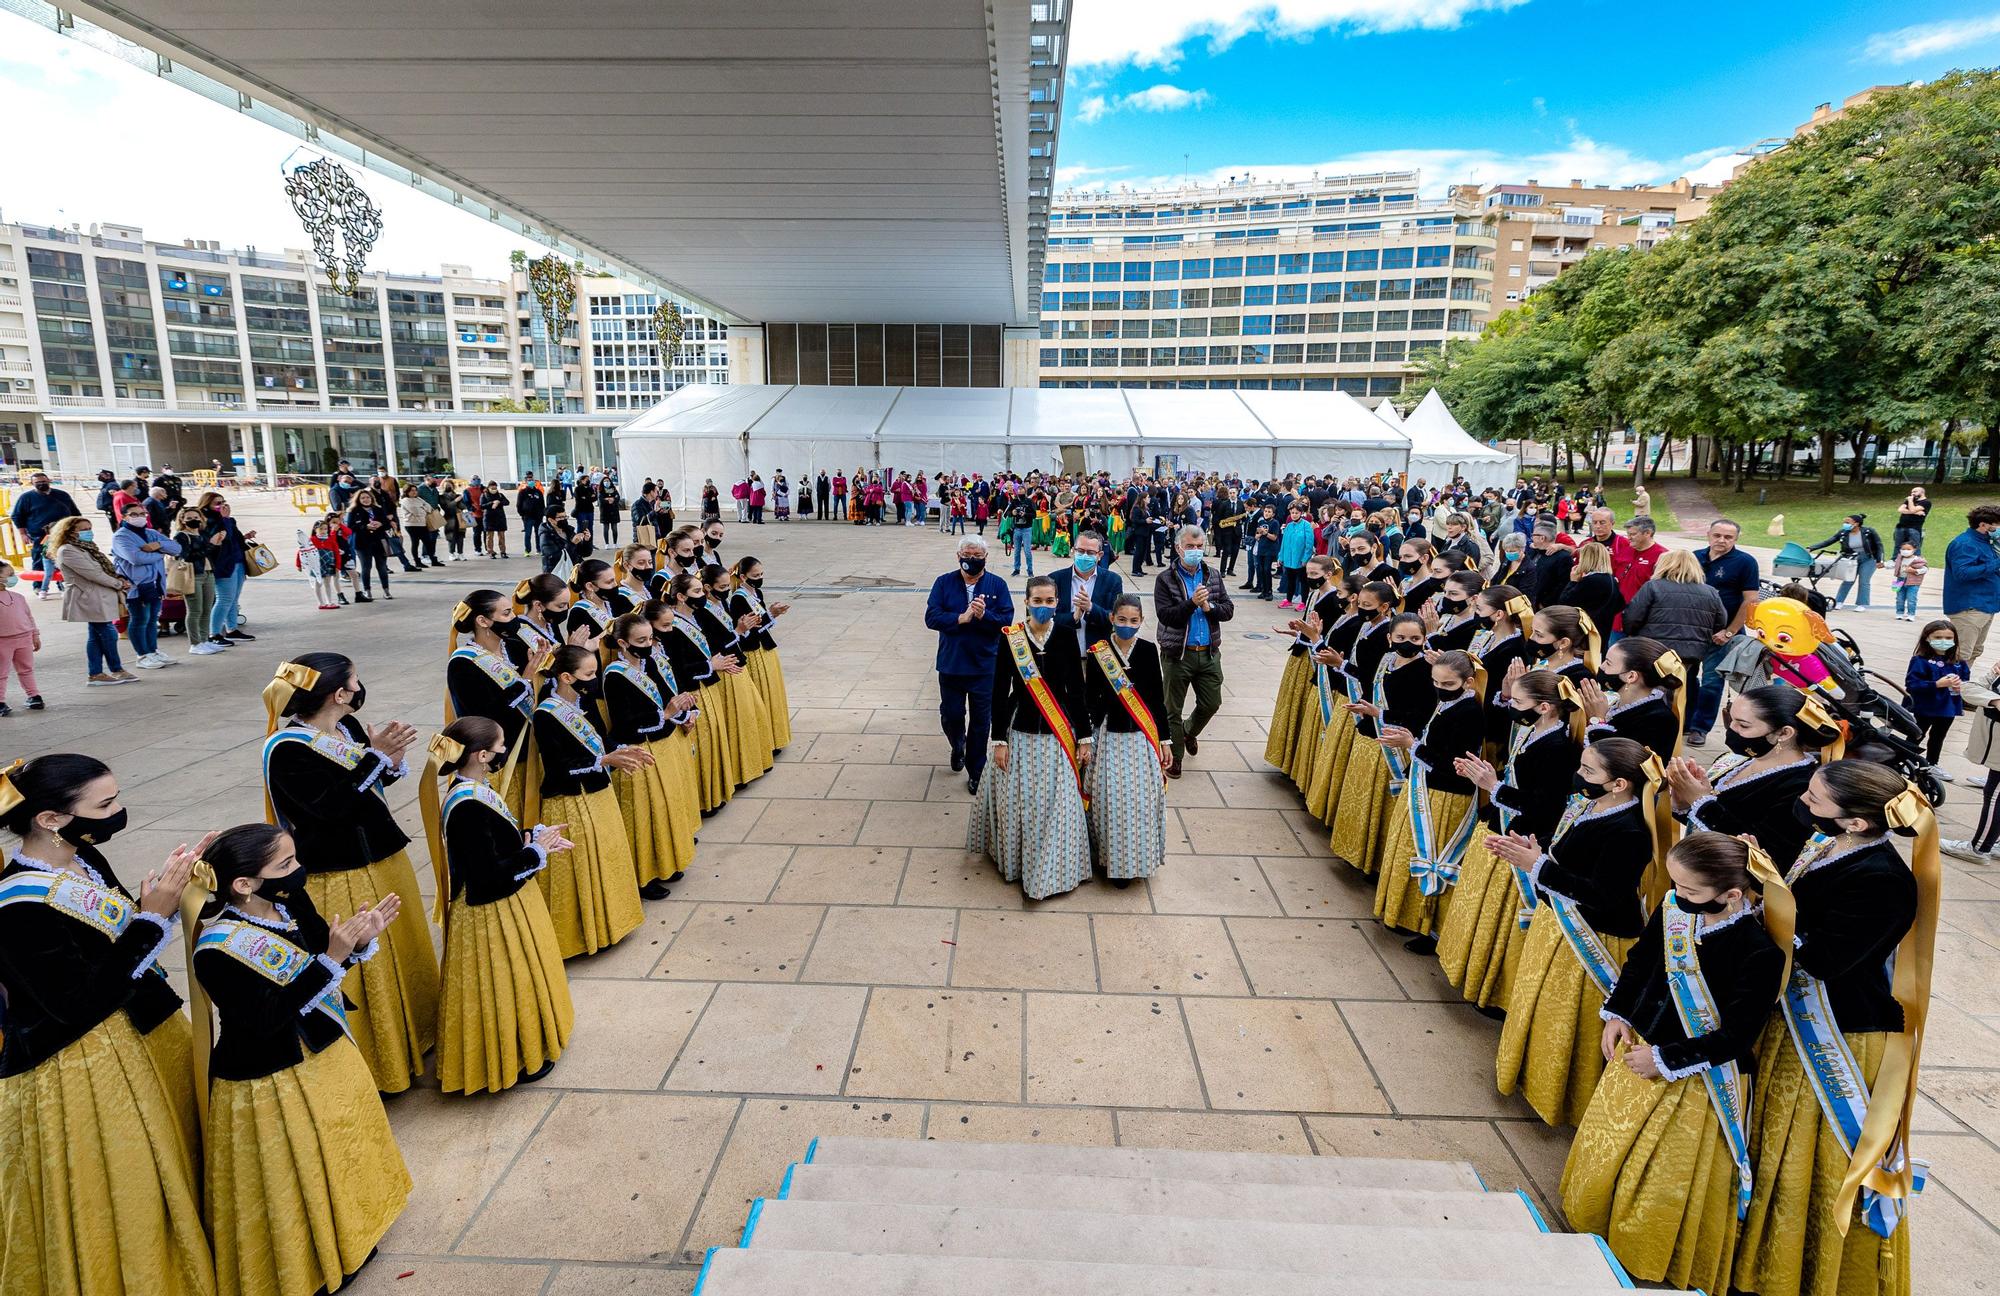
14, 495, 1998, 1294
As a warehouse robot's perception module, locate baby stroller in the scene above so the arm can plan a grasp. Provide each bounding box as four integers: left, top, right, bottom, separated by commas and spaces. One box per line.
1766, 542, 1848, 602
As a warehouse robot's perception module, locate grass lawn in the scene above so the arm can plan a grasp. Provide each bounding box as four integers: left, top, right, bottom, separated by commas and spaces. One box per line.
1687, 480, 1994, 548
1529, 469, 1682, 532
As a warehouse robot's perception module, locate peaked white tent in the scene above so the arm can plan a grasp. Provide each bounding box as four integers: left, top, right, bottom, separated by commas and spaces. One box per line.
1401, 388, 1517, 492
1374, 398, 1405, 429
615, 385, 1417, 502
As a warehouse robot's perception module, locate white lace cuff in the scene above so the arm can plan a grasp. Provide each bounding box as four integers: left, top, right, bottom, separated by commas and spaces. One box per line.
637, 718, 668, 736
313, 953, 347, 982
1686, 794, 1719, 828
1654, 1047, 1712, 1082
1527, 852, 1552, 889
358, 751, 407, 793
514, 840, 550, 882
129, 910, 175, 978
1599, 1006, 1631, 1026
347, 938, 379, 966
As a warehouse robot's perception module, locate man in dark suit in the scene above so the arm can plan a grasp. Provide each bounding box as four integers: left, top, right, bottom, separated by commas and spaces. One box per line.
1050, 529, 1122, 655
924, 534, 1015, 793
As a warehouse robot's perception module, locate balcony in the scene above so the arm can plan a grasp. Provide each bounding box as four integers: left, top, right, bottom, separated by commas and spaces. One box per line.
1448, 287, 1491, 303
454, 305, 507, 323
1450, 255, 1493, 272
0, 293, 22, 309
0, 392, 37, 407
456, 357, 511, 375
0, 359, 31, 373
0, 258, 16, 272
0, 327, 29, 341
47, 394, 108, 407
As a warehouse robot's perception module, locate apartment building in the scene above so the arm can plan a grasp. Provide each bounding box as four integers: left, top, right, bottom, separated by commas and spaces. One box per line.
1453, 179, 1717, 323
0, 217, 726, 483
1036, 174, 1495, 400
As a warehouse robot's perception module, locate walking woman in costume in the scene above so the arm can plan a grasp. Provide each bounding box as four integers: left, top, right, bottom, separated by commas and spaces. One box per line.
1304, 578, 1394, 821
187, 822, 410, 1296
1084, 593, 1170, 888
603, 613, 700, 897
262, 655, 439, 1093
1563, 831, 1789, 1294
1733, 759, 1935, 1296
1330, 612, 1436, 874
651, 585, 739, 812
0, 755, 214, 1296
728, 555, 794, 753
970, 575, 1093, 900
419, 718, 575, 1094
446, 589, 538, 823
1374, 648, 1485, 947
698, 563, 776, 786
1491, 735, 1662, 1127
1438, 669, 1586, 1012
1666, 683, 1842, 871
531, 644, 648, 958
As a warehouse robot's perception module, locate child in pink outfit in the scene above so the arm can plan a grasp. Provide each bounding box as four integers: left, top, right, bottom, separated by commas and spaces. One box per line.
0, 561, 44, 713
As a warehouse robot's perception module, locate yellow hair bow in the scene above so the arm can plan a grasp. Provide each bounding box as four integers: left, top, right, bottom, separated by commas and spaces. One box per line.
0, 757, 24, 818
536, 650, 558, 675
1638, 751, 1667, 787
1655, 649, 1687, 684
1795, 693, 1842, 738
262, 661, 322, 734
274, 662, 321, 692
1504, 594, 1533, 625
1555, 677, 1584, 712
1883, 785, 1933, 833
1577, 609, 1600, 643
427, 732, 466, 768
513, 578, 535, 604
450, 601, 472, 626
188, 857, 217, 895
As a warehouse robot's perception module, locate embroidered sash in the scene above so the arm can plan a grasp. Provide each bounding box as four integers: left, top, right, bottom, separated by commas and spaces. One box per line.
1371, 655, 1411, 795
1091, 641, 1167, 788
1005, 625, 1086, 806
451, 646, 531, 715
1778, 832, 1928, 1237
1408, 696, 1480, 897
537, 696, 607, 758
262, 725, 382, 832
444, 777, 516, 827
1513, 791, 1589, 930
197, 919, 349, 1038
607, 658, 664, 710
0, 868, 143, 943
673, 614, 713, 658
1661, 894, 1758, 1220
1544, 876, 1626, 997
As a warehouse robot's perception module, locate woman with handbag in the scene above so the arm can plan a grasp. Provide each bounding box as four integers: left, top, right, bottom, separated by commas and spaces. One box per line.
396, 486, 431, 574
201, 496, 258, 644
171, 507, 217, 654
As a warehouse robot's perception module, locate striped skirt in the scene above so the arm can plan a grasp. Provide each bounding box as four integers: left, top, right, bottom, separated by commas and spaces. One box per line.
1085, 727, 1168, 880
969, 729, 1093, 900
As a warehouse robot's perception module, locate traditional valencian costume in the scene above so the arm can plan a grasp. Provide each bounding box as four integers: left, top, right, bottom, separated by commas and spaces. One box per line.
1083, 631, 1169, 883
604, 650, 700, 887
970, 620, 1093, 900
729, 577, 793, 753
531, 687, 645, 958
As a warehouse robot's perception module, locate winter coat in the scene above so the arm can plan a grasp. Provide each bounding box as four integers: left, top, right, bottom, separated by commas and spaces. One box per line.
1620, 578, 1728, 668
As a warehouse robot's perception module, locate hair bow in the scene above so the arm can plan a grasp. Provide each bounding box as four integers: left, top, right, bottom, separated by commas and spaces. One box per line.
1795, 693, 1841, 738
450, 601, 472, 626
427, 732, 466, 768
1655, 649, 1686, 684
262, 661, 322, 734
1638, 752, 1667, 787
188, 857, 217, 895
0, 757, 24, 818
513, 579, 535, 604
1504, 594, 1533, 625
1883, 785, 1933, 833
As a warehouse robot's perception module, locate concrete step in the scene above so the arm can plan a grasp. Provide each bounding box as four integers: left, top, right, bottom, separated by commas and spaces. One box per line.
735, 1199, 1625, 1287
696, 1248, 1637, 1296
779, 1162, 1537, 1232
802, 1135, 1483, 1191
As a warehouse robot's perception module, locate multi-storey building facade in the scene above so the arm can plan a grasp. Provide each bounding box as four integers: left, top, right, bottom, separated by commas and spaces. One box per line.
1453, 179, 1716, 323
1036, 174, 1495, 401
0, 218, 724, 483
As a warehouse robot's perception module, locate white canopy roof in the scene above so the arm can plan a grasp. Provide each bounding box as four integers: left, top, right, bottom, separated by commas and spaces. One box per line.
616, 384, 1420, 497
1401, 388, 1517, 491
1374, 398, 1405, 428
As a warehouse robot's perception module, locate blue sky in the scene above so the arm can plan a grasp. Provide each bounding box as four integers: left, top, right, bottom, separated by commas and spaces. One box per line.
1059, 1, 2000, 193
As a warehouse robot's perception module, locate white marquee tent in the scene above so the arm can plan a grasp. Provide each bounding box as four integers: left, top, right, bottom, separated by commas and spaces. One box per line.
1401, 388, 1517, 492
615, 384, 1429, 502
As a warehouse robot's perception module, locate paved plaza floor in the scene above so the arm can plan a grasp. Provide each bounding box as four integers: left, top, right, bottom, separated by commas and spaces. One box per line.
13, 492, 2000, 1293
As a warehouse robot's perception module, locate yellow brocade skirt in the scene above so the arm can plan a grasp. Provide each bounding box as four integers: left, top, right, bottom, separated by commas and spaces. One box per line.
1373, 783, 1474, 935
535, 787, 645, 958
143, 1011, 201, 1181
304, 851, 440, 1095
500, 740, 545, 834
720, 668, 776, 784
1285, 683, 1330, 790
204, 1039, 410, 1296
689, 686, 738, 812
615, 733, 699, 886
437, 884, 575, 1095
0, 1013, 214, 1296
1328, 737, 1394, 874
745, 648, 793, 751
1304, 704, 1358, 821
1264, 653, 1310, 772
1496, 904, 1635, 1127
1562, 1038, 1744, 1293
1433, 824, 1529, 1010
1733, 1023, 1908, 1296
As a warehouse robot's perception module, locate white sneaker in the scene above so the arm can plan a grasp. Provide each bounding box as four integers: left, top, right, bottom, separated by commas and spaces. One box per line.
1943, 838, 1996, 864
1932, 766, 1957, 784
133, 655, 166, 670
188, 642, 221, 656
1969, 771, 1990, 790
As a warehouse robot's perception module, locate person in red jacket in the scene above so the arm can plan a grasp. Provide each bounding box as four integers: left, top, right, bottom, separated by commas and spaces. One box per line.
1610, 515, 1666, 632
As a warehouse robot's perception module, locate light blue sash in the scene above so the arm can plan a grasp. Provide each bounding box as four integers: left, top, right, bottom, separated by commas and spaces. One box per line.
537, 696, 607, 757
198, 918, 350, 1038
444, 777, 517, 829
1661, 895, 1756, 1220
1407, 695, 1480, 897
262, 725, 382, 833
451, 645, 531, 715
0, 868, 139, 941
1779, 832, 1928, 1237
1372, 655, 1411, 795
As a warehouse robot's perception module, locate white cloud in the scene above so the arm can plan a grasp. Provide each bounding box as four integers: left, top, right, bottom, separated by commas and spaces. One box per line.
1073, 83, 1211, 124
0, 18, 533, 277
1863, 12, 2000, 63
1069, 0, 1530, 68
1060, 132, 1747, 197
1054, 162, 1136, 185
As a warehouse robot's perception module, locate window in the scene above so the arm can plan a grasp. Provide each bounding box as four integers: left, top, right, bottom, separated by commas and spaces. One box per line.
1311, 251, 1344, 273
1092, 291, 1120, 311
1338, 377, 1370, 395
1061, 347, 1088, 367
1060, 320, 1088, 338
1211, 256, 1243, 278
1152, 289, 1181, 310
1091, 319, 1120, 339
1273, 313, 1306, 335
1151, 346, 1178, 366
1060, 263, 1091, 282
1414, 276, 1449, 299
1276, 283, 1308, 305
1342, 311, 1375, 332
1181, 258, 1210, 280
1306, 343, 1338, 363
1122, 348, 1149, 367
1380, 247, 1415, 270
1308, 312, 1338, 332
1151, 319, 1178, 338
1242, 344, 1271, 366
1093, 262, 1121, 282
1418, 245, 1453, 267
1347, 249, 1379, 272
1409, 339, 1443, 358
1344, 281, 1376, 303
1039, 321, 1056, 339
1179, 318, 1208, 338
1243, 284, 1275, 306
1245, 255, 1275, 277
1209, 316, 1242, 337
1375, 310, 1410, 332
1180, 287, 1209, 309
1041, 292, 1060, 312
1273, 344, 1304, 364
1340, 342, 1371, 363
1210, 286, 1243, 308
1178, 346, 1207, 365
1061, 291, 1088, 312
1038, 348, 1058, 367
1378, 279, 1412, 301
1090, 347, 1119, 367
1208, 345, 1238, 365
1123, 261, 1151, 282
1153, 260, 1180, 281
1123, 291, 1150, 311
1241, 314, 1273, 336
1508, 265, 1523, 277
1279, 254, 1310, 275
1410, 309, 1446, 330
1375, 341, 1408, 362
1122, 319, 1150, 339
1309, 282, 1340, 304
1369, 377, 1404, 396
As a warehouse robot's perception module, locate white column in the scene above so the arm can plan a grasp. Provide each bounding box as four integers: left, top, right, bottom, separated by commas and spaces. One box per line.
259, 422, 277, 486
725, 324, 766, 385
1001, 325, 1040, 388
381, 422, 398, 479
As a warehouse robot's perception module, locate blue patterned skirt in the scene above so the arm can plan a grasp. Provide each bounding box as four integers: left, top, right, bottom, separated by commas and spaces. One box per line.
968, 730, 1092, 900
1085, 727, 1167, 880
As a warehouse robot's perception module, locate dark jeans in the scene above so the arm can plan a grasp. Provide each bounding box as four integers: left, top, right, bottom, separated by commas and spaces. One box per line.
1893, 525, 1925, 555
1252, 551, 1276, 599
1279, 564, 1306, 602
85, 621, 123, 675
355, 548, 391, 593
1163, 648, 1224, 762
938, 671, 994, 779
1685, 640, 1733, 736
125, 593, 161, 655
1217, 531, 1240, 575
1128, 531, 1150, 575
1917, 713, 1956, 766
521, 518, 540, 551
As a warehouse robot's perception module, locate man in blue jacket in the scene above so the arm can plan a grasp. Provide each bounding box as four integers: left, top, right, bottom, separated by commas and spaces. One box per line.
925, 535, 1015, 793
1049, 529, 1121, 654
1945, 504, 2000, 668
9, 471, 79, 597
109, 501, 182, 670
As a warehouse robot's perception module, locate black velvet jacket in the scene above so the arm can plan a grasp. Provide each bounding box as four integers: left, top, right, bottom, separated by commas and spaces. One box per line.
1605, 904, 1784, 1075
1680, 757, 1817, 872
195, 891, 365, 1082
1486, 725, 1583, 840
1412, 692, 1484, 795
1084, 637, 1168, 736
728, 588, 780, 653
1587, 692, 1680, 763
534, 696, 614, 797
265, 716, 410, 872
990, 627, 1087, 742
1787, 838, 1919, 1034
443, 781, 545, 907
447, 645, 535, 749
1532, 799, 1653, 939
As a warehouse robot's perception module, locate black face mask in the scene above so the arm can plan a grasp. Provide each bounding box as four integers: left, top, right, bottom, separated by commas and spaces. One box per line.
960, 557, 986, 576
1473, 614, 1495, 630
705, 537, 722, 549
33, 482, 50, 493
1573, 773, 1607, 800
257, 867, 306, 903
1511, 707, 1542, 727
1723, 729, 1774, 758
1792, 799, 1847, 836
1597, 669, 1627, 691
572, 678, 601, 700
630, 566, 654, 581
345, 683, 367, 712
57, 807, 128, 847
747, 577, 763, 590
1399, 560, 1421, 574
1675, 892, 1731, 915
495, 618, 524, 637
1343, 553, 1366, 572
1391, 641, 1423, 659
1441, 596, 1468, 612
